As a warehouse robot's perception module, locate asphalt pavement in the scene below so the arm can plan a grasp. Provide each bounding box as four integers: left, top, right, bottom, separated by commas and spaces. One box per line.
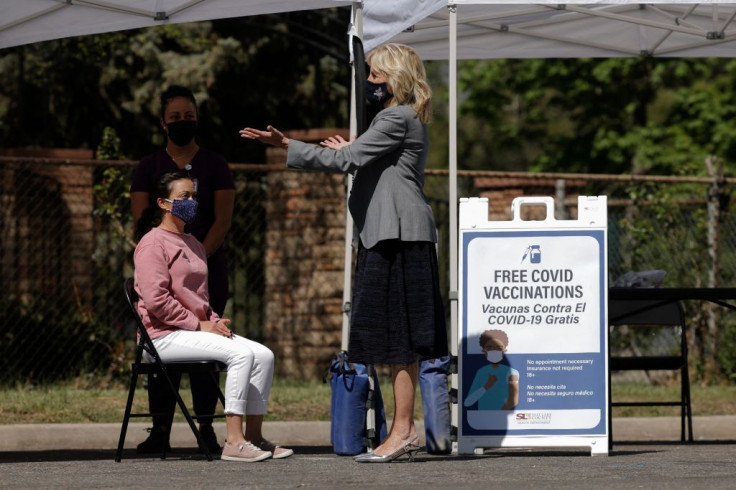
1, 417, 735, 489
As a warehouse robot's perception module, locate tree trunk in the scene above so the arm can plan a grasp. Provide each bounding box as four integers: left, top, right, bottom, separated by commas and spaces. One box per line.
702, 156, 724, 382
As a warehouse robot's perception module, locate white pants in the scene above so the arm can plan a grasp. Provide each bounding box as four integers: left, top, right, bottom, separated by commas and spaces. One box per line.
152, 331, 274, 416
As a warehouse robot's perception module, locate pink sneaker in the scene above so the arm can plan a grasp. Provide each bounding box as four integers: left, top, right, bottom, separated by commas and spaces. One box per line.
257, 439, 294, 459
221, 441, 271, 462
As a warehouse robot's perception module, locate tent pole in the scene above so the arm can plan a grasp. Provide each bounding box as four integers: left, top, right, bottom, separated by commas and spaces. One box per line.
448, 1, 459, 450
342, 2, 362, 352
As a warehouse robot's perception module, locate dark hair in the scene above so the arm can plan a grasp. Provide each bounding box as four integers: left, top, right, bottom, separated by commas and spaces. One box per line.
136, 170, 192, 241
160, 85, 197, 120
479, 329, 509, 350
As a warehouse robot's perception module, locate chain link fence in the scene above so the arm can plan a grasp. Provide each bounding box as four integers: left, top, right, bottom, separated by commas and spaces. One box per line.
2, 157, 735, 385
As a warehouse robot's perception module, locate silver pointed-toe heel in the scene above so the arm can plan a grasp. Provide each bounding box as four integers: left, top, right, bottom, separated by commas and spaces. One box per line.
354, 437, 423, 463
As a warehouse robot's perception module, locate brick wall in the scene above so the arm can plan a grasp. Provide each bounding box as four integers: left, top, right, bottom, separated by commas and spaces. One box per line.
474, 176, 586, 220
0, 151, 95, 307
264, 129, 350, 378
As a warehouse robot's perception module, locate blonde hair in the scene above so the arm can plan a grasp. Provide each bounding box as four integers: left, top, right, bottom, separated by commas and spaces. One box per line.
366, 43, 432, 124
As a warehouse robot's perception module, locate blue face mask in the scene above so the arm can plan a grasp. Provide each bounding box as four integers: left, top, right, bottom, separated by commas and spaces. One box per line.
365, 80, 391, 106
165, 198, 198, 224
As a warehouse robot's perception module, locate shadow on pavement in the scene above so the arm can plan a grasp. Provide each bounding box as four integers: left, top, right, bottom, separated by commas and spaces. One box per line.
614, 439, 736, 446
1, 450, 117, 464
2, 441, 733, 464
0, 445, 337, 464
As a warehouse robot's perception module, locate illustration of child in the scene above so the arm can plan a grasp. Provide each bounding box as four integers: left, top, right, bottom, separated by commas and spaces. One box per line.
464, 329, 519, 410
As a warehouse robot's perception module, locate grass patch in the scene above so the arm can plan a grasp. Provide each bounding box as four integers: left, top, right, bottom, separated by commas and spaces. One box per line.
0, 379, 732, 425
266, 378, 423, 421
266, 378, 332, 421
0, 377, 415, 424
611, 382, 736, 417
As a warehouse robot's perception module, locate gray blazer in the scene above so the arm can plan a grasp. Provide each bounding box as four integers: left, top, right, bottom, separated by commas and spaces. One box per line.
286, 104, 437, 249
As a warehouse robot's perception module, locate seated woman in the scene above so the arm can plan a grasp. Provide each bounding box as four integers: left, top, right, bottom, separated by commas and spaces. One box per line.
133, 170, 292, 462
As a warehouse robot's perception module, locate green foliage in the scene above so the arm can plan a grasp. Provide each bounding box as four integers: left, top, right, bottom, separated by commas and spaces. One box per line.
92, 166, 133, 245
0, 296, 117, 386
716, 319, 736, 381
96, 126, 122, 161
0, 9, 350, 162
457, 58, 736, 175
0, 32, 130, 151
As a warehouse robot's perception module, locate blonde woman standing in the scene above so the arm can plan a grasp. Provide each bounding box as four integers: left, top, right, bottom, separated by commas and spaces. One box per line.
241, 43, 447, 463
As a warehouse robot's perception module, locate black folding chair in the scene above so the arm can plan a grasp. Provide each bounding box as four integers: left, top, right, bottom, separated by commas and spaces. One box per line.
115, 278, 226, 462
608, 298, 693, 448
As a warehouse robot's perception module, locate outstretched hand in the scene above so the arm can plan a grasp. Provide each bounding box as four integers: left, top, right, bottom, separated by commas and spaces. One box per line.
239, 125, 289, 149
320, 134, 355, 150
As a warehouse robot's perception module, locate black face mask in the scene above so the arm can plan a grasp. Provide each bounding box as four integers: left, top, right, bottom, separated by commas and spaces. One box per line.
166, 120, 198, 146
365, 80, 391, 107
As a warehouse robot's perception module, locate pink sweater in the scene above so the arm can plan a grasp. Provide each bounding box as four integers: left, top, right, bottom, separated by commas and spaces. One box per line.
133, 227, 220, 340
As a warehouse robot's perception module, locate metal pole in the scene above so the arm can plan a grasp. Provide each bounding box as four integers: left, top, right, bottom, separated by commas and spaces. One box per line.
448, 2, 459, 451
347, 2, 378, 453
555, 178, 567, 219
342, 3, 362, 351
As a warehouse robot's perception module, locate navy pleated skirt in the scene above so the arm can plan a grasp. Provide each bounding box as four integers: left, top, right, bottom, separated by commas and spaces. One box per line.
348, 239, 448, 365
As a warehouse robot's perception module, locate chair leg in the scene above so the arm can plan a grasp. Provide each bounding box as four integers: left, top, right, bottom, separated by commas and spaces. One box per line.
680, 367, 685, 443
607, 342, 613, 451
159, 367, 214, 461
607, 405, 613, 450
683, 363, 694, 442
115, 367, 141, 462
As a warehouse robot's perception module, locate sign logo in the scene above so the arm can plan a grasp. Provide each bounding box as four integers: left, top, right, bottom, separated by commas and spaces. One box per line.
521, 245, 541, 264
515, 412, 553, 424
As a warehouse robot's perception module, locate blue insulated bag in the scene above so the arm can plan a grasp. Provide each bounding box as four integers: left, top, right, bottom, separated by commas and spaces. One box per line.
419, 355, 452, 454
327, 351, 388, 455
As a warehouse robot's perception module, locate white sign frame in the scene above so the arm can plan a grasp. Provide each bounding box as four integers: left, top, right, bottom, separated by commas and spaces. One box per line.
457, 196, 609, 456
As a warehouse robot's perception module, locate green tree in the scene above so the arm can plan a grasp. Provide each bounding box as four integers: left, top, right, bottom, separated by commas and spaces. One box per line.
0, 8, 351, 163
457, 57, 736, 176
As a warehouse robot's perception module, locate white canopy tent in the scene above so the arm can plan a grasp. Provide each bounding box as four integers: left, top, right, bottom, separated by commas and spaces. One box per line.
361, 0, 736, 445
0, 0, 353, 50
364, 1, 736, 59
